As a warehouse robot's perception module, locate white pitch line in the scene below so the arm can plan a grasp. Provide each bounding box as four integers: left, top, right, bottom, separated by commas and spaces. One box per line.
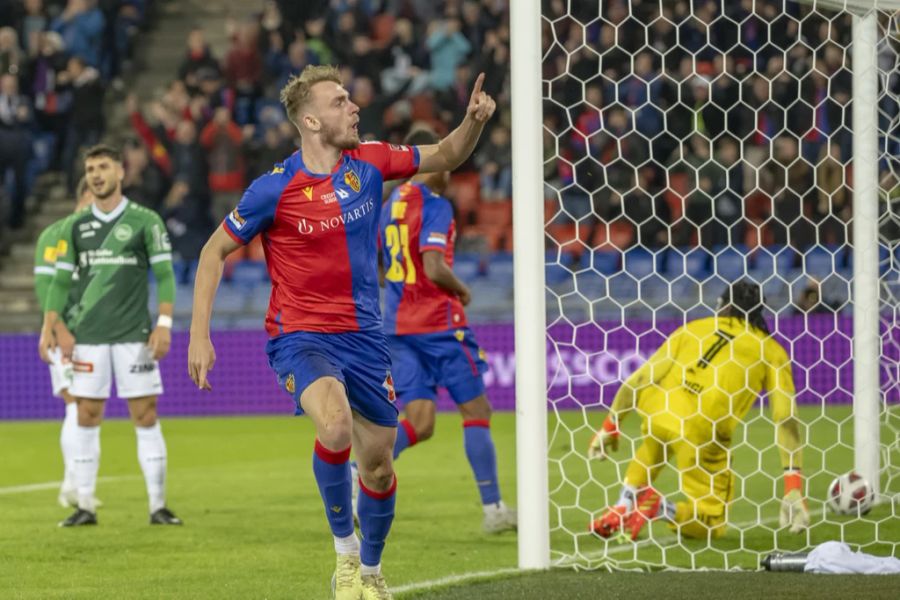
393, 507, 828, 595
0, 475, 140, 496
391, 567, 522, 595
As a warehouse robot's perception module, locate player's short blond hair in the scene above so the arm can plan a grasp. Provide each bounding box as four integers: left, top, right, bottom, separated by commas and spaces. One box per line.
279, 65, 343, 127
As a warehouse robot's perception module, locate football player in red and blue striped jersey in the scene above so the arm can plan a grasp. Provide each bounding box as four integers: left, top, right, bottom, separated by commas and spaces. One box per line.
378, 128, 516, 535
188, 66, 496, 599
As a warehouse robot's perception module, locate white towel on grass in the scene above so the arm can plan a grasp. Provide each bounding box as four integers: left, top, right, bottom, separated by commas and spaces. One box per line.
804, 541, 900, 574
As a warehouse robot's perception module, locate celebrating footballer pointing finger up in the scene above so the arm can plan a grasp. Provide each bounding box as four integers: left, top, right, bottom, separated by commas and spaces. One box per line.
188, 65, 495, 600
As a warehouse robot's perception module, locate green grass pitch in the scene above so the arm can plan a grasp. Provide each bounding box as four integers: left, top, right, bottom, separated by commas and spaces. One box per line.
1, 409, 897, 599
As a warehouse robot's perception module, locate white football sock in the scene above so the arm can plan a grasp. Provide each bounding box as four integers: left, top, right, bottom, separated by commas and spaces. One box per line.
74, 425, 100, 511
136, 422, 167, 513
334, 532, 360, 555
60, 403, 78, 491
360, 562, 381, 576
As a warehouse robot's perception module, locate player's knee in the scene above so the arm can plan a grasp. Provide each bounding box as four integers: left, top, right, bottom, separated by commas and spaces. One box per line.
77, 399, 103, 426
318, 415, 353, 449
413, 419, 435, 442
359, 456, 395, 492
459, 394, 491, 421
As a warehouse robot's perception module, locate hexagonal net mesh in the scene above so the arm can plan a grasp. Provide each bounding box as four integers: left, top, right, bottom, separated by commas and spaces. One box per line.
540, 0, 899, 569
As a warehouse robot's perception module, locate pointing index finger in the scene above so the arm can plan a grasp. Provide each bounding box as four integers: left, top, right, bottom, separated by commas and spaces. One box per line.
471, 72, 485, 98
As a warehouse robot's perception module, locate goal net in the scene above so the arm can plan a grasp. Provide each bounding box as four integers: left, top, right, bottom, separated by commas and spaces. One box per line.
538, 0, 900, 569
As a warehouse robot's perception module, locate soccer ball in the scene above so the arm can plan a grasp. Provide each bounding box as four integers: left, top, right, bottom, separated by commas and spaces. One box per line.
826, 472, 875, 516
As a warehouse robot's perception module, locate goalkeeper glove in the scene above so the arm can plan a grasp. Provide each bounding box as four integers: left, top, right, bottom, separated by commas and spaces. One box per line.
779, 470, 809, 534
588, 415, 619, 460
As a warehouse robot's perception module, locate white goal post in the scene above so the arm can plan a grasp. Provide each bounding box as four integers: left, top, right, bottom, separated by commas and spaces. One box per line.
511, 0, 900, 570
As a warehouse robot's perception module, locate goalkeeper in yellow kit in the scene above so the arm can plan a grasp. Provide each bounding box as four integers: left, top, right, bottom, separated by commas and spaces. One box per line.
589, 281, 808, 540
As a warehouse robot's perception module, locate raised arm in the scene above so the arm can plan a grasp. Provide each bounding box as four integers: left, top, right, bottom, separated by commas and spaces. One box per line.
187, 227, 243, 390
417, 73, 497, 173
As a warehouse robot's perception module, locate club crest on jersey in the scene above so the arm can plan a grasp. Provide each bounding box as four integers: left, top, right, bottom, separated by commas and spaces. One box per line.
113, 223, 133, 242
302, 186, 314, 200
383, 371, 396, 402
285, 372, 296, 394
454, 329, 466, 342
344, 168, 361, 193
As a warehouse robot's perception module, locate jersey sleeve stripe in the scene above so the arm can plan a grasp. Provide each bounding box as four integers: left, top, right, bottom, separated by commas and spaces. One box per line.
149, 253, 173, 264
55, 261, 75, 272
420, 244, 447, 253
222, 220, 247, 245
34, 266, 55, 276
412, 145, 420, 168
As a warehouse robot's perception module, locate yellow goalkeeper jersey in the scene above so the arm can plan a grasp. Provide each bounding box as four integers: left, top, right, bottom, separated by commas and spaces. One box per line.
629, 316, 796, 443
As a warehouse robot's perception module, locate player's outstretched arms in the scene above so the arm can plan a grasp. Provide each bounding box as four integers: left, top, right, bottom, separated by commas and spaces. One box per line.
422, 250, 471, 305
417, 72, 497, 173
188, 227, 241, 390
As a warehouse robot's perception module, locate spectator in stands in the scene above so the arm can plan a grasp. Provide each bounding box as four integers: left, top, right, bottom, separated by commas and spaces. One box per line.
352, 75, 411, 141
766, 135, 815, 250
242, 122, 294, 180
51, 0, 105, 70
475, 124, 512, 201
200, 106, 245, 221
169, 119, 209, 200
162, 179, 214, 263
302, 17, 334, 66
623, 167, 670, 249
58, 54, 104, 190
266, 35, 319, 93
18, 0, 49, 57
25, 31, 69, 164
122, 137, 169, 213
178, 27, 221, 94
815, 142, 850, 246
796, 279, 838, 315
425, 17, 471, 91
223, 20, 263, 125
257, 0, 293, 56
0, 72, 32, 229
0, 26, 24, 76
186, 68, 221, 115
380, 18, 429, 95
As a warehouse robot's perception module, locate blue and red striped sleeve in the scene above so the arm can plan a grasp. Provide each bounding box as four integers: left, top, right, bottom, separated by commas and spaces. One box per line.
354, 142, 420, 181
222, 173, 281, 244
419, 196, 453, 254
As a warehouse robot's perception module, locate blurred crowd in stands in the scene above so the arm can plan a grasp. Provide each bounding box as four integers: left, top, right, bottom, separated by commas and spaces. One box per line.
543, 0, 861, 259
123, 0, 514, 267
0, 0, 150, 231
6, 0, 898, 282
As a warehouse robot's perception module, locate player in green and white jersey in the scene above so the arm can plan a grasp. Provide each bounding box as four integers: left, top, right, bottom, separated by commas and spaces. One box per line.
39, 144, 182, 527
33, 177, 97, 509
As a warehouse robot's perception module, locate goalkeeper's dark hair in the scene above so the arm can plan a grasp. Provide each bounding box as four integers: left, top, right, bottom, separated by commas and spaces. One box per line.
719, 280, 770, 335
404, 127, 439, 147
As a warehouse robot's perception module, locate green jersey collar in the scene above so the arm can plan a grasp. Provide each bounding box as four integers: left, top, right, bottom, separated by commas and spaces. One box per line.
91, 197, 129, 223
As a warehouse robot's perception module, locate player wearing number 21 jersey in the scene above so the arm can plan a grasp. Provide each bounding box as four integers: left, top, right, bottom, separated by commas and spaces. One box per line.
379, 128, 516, 534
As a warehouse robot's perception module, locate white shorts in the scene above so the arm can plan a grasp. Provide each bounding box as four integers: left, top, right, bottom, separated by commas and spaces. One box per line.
70, 343, 164, 400
48, 347, 74, 397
